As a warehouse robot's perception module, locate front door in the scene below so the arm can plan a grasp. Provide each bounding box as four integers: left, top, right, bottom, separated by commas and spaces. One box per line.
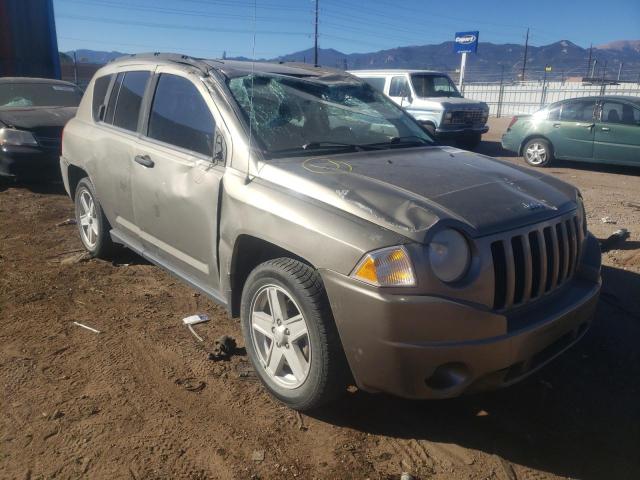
131, 69, 227, 294
594, 100, 640, 165
549, 99, 597, 161
388, 75, 412, 108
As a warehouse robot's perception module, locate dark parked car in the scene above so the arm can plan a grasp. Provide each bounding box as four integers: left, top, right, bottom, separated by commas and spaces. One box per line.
0, 77, 82, 181
501, 95, 640, 168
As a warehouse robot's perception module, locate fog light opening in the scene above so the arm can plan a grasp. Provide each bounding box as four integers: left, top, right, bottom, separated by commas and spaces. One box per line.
425, 362, 470, 390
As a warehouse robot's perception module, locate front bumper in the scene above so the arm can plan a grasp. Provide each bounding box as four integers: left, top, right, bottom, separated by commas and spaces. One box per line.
320, 235, 601, 399
0, 145, 61, 180
436, 124, 489, 137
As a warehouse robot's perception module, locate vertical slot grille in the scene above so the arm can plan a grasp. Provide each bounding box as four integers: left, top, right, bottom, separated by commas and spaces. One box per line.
491, 215, 580, 310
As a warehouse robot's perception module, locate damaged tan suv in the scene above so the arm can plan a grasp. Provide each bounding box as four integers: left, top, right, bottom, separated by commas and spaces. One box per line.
60, 54, 601, 410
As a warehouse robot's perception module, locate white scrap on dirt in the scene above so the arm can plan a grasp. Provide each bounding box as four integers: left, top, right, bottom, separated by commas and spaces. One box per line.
72, 321, 101, 334
182, 314, 210, 342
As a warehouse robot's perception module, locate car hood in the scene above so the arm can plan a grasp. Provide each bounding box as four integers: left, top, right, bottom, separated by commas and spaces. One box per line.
258, 146, 578, 242
0, 107, 77, 130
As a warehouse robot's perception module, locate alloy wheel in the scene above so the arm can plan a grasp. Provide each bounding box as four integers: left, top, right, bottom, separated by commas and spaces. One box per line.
525, 142, 547, 165
250, 284, 311, 389
78, 189, 98, 248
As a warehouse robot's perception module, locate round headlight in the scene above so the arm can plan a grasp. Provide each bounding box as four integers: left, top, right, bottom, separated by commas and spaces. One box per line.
428, 229, 471, 283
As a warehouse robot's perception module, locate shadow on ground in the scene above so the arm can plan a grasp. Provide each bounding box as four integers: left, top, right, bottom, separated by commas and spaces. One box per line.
475, 140, 517, 158
313, 265, 640, 480
0, 177, 66, 195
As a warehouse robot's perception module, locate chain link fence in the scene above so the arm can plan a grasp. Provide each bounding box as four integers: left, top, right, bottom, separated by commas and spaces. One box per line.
461, 81, 640, 117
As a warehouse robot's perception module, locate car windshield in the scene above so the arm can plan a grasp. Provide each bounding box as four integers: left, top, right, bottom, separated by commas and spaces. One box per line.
0, 82, 83, 108
227, 73, 434, 158
410, 74, 461, 98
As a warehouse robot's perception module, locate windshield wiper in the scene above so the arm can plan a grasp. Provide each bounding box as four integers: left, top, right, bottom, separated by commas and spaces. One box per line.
302, 141, 365, 151
388, 135, 432, 145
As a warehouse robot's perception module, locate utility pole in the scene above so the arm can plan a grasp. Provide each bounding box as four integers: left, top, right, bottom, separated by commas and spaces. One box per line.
313, 0, 319, 67
521, 27, 529, 82
602, 60, 607, 82
617, 62, 623, 81
590, 59, 598, 78
586, 43, 592, 77
73, 50, 78, 85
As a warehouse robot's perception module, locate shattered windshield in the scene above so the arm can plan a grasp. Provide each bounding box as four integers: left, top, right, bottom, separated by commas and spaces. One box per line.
410, 74, 461, 98
0, 83, 83, 108
227, 73, 434, 157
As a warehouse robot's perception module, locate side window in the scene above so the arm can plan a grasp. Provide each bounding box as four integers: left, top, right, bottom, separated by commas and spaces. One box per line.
601, 101, 640, 125
360, 77, 386, 92
112, 71, 150, 132
92, 74, 112, 122
547, 104, 561, 121
389, 76, 410, 97
560, 100, 595, 122
147, 74, 215, 157
104, 72, 123, 125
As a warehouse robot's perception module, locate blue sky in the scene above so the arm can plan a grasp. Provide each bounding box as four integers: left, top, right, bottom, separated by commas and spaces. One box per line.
54, 0, 640, 58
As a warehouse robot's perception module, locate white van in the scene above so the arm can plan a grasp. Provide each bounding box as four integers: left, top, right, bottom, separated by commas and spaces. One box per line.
349, 69, 489, 149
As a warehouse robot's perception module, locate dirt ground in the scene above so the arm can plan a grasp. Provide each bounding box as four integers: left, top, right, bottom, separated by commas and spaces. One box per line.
1, 117, 639, 480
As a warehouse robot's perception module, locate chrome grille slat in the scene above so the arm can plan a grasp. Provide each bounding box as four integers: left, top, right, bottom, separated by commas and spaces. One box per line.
491, 214, 580, 311
521, 234, 533, 303
503, 239, 516, 310
536, 229, 547, 298
549, 225, 560, 291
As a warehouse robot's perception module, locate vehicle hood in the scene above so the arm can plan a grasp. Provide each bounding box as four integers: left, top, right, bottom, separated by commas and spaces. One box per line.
0, 107, 77, 130
258, 146, 578, 242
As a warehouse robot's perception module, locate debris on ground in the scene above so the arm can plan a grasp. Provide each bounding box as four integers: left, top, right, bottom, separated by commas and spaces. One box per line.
175, 377, 206, 393
600, 228, 630, 252
251, 450, 265, 462
72, 321, 101, 334
601, 216, 617, 224
56, 218, 77, 227
209, 335, 237, 361
182, 314, 210, 342
296, 411, 307, 431
60, 252, 91, 265
400, 472, 415, 480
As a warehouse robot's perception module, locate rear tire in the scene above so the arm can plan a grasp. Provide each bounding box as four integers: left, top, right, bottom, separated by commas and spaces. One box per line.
240, 258, 350, 411
74, 177, 116, 259
523, 138, 553, 167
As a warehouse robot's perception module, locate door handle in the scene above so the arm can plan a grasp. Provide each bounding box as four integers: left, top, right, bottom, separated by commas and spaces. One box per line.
578, 123, 595, 129
601, 127, 610, 132
134, 154, 154, 168
552, 123, 561, 128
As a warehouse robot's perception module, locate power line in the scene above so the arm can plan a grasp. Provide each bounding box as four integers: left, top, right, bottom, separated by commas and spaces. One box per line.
56, 13, 311, 36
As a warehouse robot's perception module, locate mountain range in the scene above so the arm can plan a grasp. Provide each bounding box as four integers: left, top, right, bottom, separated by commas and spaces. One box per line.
66, 39, 640, 82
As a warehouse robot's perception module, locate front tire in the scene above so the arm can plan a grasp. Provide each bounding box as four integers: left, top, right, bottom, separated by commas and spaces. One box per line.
240, 258, 350, 411
523, 138, 553, 167
74, 177, 115, 258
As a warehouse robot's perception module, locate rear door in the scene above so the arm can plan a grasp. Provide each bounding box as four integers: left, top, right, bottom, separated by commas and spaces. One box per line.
92, 69, 151, 248
594, 100, 640, 165
548, 99, 597, 161
132, 68, 227, 294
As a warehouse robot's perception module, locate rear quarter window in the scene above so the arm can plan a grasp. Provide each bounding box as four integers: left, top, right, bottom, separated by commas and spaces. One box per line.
92, 74, 113, 122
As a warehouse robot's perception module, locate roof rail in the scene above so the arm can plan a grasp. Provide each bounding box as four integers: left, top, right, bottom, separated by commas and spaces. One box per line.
109, 52, 220, 74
